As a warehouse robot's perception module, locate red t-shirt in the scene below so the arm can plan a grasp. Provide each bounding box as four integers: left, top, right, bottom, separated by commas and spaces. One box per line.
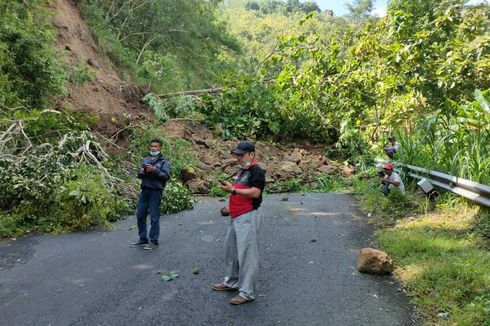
229, 161, 266, 218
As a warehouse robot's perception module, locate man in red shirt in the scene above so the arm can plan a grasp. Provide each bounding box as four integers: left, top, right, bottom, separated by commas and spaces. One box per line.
212, 141, 266, 305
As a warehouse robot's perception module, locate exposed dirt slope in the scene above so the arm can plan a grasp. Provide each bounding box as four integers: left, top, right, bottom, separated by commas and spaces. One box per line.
49, 0, 151, 135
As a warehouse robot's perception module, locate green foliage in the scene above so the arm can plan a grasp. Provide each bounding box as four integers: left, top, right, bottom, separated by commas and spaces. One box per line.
312, 173, 348, 192
51, 164, 128, 231
198, 74, 280, 139
208, 184, 229, 197
0, 107, 132, 237
67, 60, 95, 84
0, 0, 67, 108
75, 0, 241, 91
142, 93, 200, 123
161, 180, 194, 213
395, 90, 490, 184
273, 178, 303, 193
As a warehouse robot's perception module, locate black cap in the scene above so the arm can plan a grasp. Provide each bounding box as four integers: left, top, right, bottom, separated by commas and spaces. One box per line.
231, 141, 255, 155
388, 136, 395, 140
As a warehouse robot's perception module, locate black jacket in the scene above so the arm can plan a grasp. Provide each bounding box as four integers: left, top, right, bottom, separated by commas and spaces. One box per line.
137, 154, 170, 191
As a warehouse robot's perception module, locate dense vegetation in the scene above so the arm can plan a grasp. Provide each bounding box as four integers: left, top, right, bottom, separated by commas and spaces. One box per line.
75, 0, 241, 91
0, 0, 489, 323
0, 0, 196, 237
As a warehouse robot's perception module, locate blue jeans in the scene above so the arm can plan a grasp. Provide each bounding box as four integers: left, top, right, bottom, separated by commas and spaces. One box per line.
136, 189, 163, 243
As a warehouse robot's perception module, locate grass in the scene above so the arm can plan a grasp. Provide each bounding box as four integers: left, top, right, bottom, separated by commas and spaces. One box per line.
270, 173, 349, 193
353, 172, 490, 325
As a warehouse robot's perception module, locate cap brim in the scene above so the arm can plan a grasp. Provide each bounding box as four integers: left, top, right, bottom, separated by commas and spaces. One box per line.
231, 149, 247, 155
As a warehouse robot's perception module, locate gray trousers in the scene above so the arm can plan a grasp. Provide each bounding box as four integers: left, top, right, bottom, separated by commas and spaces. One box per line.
223, 209, 262, 300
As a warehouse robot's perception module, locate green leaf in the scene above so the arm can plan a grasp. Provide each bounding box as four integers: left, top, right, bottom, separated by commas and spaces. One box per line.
161, 271, 180, 282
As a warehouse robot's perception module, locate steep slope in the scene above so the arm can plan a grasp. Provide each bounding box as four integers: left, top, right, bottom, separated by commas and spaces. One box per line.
49, 0, 151, 135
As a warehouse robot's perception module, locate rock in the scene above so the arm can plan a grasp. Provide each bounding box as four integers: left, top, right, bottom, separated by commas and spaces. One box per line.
224, 165, 237, 176
222, 158, 237, 168
181, 166, 197, 183
199, 154, 211, 165
357, 248, 394, 275
280, 162, 302, 175
192, 267, 200, 275
310, 238, 317, 242
65, 45, 71, 51
86, 58, 99, 68
284, 151, 303, 164
194, 139, 210, 148
317, 164, 337, 174
340, 164, 356, 177
187, 179, 212, 194
298, 158, 323, 172
220, 206, 229, 216
197, 162, 213, 172
281, 197, 288, 201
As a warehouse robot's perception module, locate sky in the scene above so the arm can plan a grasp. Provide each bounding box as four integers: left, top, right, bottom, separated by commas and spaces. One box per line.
313, 0, 489, 17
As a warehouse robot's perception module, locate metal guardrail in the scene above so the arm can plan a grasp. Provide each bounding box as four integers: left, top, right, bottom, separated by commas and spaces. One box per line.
376, 160, 490, 208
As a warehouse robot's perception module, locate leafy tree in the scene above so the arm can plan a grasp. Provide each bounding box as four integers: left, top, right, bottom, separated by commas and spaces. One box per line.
0, 0, 66, 108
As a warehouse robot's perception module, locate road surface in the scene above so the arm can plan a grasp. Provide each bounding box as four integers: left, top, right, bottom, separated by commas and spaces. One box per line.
0, 193, 415, 325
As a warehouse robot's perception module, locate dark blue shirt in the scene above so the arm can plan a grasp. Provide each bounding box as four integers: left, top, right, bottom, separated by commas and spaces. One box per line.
138, 154, 170, 191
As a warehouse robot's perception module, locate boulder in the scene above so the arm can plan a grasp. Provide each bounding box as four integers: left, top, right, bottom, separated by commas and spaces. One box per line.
284, 151, 303, 164
197, 162, 214, 172
86, 58, 99, 68
317, 164, 337, 174
340, 164, 356, 177
186, 179, 212, 194
357, 248, 394, 275
181, 166, 197, 183
224, 165, 238, 176
199, 154, 211, 165
280, 162, 302, 175
298, 158, 323, 172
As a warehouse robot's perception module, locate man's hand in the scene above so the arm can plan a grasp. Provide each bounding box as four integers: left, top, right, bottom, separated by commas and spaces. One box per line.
145, 164, 156, 173
219, 181, 233, 192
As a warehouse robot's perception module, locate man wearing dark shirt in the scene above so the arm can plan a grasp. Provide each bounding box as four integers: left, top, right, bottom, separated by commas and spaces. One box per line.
212, 141, 266, 305
130, 139, 170, 250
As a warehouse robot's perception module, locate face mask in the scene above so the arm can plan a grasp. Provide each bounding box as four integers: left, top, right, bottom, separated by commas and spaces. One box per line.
241, 161, 251, 168
150, 151, 160, 156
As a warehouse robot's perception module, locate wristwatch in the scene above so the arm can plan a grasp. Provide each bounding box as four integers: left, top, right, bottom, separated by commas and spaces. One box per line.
232, 188, 237, 195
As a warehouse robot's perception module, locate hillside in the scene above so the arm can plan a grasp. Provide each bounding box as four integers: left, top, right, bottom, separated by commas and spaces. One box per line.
45, 0, 354, 191
49, 0, 151, 135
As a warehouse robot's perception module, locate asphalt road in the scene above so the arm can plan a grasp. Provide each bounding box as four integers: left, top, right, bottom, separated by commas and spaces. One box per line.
0, 193, 415, 326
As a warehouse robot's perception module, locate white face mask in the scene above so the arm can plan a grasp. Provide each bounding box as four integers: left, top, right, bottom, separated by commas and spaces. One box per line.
150, 151, 160, 156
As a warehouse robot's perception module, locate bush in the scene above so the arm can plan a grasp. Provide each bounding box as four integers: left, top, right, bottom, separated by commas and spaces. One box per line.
161, 180, 194, 213
0, 163, 130, 236
67, 60, 95, 84
142, 93, 200, 123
